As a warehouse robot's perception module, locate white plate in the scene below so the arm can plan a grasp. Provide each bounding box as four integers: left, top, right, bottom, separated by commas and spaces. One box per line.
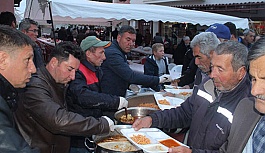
146, 132, 170, 139
164, 85, 178, 89
142, 144, 168, 153
154, 92, 184, 110
164, 89, 193, 100
120, 128, 188, 153
126, 132, 158, 146
164, 89, 193, 94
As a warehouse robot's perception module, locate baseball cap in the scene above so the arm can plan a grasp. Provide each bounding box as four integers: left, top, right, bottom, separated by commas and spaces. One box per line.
206, 23, 231, 40
80, 36, 110, 51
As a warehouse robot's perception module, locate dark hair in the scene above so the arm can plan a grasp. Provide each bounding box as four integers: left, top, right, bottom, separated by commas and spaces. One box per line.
248, 36, 265, 65
0, 11, 16, 27
118, 25, 136, 36
48, 41, 84, 63
224, 22, 237, 38
0, 25, 34, 54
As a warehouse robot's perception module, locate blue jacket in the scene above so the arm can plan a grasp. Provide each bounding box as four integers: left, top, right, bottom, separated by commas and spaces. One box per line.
101, 40, 159, 97
66, 60, 120, 118
150, 73, 251, 153
144, 55, 169, 91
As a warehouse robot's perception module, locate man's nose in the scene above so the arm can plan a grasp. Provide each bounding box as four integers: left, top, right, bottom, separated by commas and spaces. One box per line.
195, 58, 200, 66
70, 71, 76, 80
251, 81, 262, 97
29, 61, 36, 73
209, 68, 217, 79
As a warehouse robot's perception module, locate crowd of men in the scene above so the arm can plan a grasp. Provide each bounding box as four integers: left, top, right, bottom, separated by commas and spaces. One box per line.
0, 10, 265, 153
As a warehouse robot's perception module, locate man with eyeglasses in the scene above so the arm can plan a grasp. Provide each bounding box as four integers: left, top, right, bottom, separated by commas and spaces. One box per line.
19, 18, 45, 68
238, 29, 256, 50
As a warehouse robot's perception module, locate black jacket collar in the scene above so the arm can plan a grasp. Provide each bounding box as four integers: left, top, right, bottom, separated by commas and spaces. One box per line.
0, 74, 18, 111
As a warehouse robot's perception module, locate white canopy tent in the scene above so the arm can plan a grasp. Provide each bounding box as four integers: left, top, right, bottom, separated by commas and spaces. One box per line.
24, 0, 249, 28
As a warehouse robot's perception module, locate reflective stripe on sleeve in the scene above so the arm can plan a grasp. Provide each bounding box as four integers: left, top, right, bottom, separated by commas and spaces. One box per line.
197, 89, 214, 103
217, 106, 233, 123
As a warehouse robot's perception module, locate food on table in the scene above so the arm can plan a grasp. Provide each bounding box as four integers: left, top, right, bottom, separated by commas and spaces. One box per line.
159, 139, 181, 148
145, 145, 167, 151
100, 135, 128, 142
179, 92, 192, 96
98, 135, 138, 151
120, 114, 135, 124
171, 79, 179, 87
130, 134, 151, 145
138, 103, 160, 109
158, 99, 170, 105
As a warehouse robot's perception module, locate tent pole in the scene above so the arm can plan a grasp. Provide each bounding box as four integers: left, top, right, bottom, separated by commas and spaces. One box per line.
28, 0, 34, 18
48, 1, 57, 47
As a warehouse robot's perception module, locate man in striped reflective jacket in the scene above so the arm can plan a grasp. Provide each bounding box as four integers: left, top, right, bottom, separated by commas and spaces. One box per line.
133, 41, 251, 153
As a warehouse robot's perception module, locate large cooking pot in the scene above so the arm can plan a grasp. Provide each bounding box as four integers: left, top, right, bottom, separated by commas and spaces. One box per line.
114, 107, 157, 125
127, 93, 156, 107
85, 125, 143, 153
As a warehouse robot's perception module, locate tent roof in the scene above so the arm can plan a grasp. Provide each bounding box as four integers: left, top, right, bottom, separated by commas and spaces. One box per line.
25, 0, 249, 28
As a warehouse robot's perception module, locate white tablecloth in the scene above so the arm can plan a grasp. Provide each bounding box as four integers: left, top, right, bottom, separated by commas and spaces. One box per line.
37, 38, 57, 46
131, 48, 173, 59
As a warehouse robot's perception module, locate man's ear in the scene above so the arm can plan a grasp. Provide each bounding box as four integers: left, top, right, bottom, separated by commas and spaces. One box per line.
237, 66, 247, 81
0, 51, 8, 70
11, 21, 16, 29
50, 57, 58, 68
21, 29, 27, 34
85, 50, 91, 57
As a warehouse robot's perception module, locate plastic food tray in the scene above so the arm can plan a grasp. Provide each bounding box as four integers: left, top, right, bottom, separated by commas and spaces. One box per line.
153, 92, 184, 110
121, 128, 188, 153
164, 89, 193, 100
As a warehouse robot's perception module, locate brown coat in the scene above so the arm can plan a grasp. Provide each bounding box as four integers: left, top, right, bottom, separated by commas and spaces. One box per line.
14, 67, 110, 153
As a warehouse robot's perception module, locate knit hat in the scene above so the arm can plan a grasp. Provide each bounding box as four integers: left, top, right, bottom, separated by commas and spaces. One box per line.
206, 23, 231, 40
80, 36, 110, 51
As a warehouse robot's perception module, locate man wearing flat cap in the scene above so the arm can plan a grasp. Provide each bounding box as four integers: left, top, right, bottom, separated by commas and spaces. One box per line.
66, 36, 128, 151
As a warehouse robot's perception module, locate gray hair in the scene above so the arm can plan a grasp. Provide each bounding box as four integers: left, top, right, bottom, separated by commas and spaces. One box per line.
18, 18, 38, 31
243, 29, 255, 36
183, 36, 190, 41
215, 40, 248, 71
248, 36, 265, 64
118, 25, 136, 36
190, 32, 220, 57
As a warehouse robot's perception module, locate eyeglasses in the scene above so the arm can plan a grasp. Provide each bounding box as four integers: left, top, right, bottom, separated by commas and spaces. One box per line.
27, 29, 39, 33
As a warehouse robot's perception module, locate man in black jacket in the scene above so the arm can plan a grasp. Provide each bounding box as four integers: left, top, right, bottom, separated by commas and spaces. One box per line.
133, 41, 251, 153
0, 25, 39, 152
